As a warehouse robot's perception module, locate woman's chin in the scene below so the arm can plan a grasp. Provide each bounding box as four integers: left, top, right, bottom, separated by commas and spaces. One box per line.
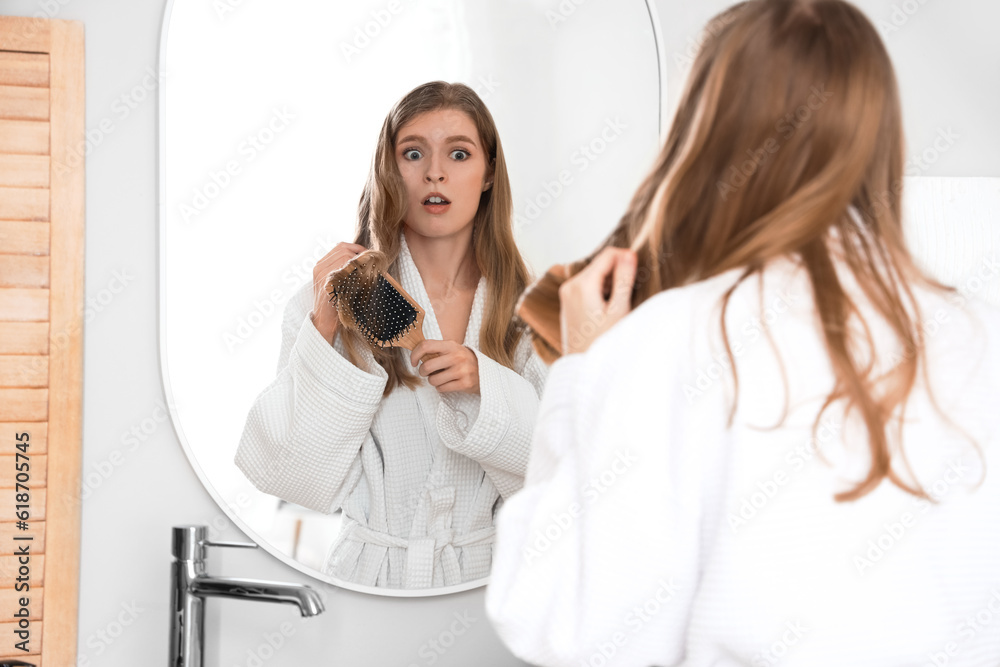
404, 218, 474, 239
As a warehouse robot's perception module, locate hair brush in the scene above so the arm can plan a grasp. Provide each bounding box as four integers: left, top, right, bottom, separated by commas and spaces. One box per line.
516, 256, 624, 364
515, 264, 570, 365
325, 252, 441, 361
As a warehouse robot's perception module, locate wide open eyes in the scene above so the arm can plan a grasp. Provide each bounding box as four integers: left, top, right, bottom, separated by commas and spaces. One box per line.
399, 147, 472, 162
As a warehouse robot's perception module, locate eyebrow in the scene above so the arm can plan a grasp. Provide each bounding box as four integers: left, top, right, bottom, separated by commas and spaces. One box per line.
397, 134, 479, 148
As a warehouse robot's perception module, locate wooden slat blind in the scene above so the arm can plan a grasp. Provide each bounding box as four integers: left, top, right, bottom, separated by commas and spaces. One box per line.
0, 15, 84, 667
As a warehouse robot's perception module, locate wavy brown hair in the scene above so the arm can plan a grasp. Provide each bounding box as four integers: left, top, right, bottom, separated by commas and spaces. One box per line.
574, 0, 960, 502
340, 81, 531, 396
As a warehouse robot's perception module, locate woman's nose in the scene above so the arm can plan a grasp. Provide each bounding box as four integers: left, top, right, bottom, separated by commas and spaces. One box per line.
424, 157, 446, 182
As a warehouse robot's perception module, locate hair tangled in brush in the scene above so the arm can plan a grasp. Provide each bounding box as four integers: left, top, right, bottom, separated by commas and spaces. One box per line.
325, 248, 392, 343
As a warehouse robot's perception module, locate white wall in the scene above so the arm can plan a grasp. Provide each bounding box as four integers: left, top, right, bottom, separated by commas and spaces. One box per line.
0, 0, 995, 665
658, 0, 999, 176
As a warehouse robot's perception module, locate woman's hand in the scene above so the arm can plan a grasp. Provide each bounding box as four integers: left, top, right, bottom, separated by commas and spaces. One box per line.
559, 247, 637, 355
410, 340, 480, 395
311, 241, 367, 345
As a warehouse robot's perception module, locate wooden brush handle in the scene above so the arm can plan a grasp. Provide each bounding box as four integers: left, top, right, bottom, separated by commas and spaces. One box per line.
395, 322, 442, 360
516, 263, 571, 363
517, 256, 613, 363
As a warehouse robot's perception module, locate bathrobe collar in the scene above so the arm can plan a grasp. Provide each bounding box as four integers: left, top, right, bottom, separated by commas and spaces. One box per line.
397, 230, 487, 348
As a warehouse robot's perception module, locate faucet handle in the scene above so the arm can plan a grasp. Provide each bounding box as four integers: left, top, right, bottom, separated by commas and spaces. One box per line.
172, 526, 260, 562
202, 539, 259, 549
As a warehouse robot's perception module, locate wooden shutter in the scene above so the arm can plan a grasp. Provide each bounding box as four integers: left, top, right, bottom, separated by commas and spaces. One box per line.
0, 15, 85, 667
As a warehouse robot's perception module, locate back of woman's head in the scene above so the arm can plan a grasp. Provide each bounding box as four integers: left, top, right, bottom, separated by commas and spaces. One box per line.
621, 0, 908, 282
595, 0, 956, 501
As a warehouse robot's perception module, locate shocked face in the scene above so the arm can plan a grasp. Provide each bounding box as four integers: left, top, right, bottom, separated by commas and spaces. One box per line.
394, 108, 493, 239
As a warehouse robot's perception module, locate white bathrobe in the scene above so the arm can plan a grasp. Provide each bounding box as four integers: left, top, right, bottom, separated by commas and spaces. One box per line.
234, 232, 547, 589
486, 237, 1000, 665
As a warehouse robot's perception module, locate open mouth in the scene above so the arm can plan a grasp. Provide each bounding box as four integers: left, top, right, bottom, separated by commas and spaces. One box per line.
423, 195, 451, 206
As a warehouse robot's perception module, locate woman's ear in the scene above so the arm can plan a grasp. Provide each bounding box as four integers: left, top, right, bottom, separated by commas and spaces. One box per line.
483, 157, 495, 192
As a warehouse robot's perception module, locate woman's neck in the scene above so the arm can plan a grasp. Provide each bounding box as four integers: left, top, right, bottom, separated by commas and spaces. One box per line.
403, 225, 480, 296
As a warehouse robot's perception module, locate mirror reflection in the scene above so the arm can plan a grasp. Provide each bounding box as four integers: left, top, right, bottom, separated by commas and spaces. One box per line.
162, 0, 662, 594
234, 81, 549, 591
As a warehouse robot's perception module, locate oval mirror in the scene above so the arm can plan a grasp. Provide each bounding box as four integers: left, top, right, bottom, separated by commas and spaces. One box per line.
160, 0, 665, 596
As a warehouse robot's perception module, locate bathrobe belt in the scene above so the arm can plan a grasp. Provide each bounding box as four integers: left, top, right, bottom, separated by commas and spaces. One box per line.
347, 485, 494, 588
350, 523, 495, 588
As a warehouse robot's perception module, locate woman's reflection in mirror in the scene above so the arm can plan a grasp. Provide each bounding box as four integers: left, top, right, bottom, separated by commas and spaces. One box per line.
234, 81, 547, 590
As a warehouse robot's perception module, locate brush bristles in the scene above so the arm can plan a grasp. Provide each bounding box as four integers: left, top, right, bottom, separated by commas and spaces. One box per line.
326, 251, 419, 348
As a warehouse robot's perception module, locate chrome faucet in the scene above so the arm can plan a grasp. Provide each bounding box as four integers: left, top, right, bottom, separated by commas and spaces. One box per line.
169, 525, 325, 666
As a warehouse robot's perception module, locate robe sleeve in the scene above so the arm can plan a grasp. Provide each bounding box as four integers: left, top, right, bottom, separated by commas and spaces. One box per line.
234, 285, 388, 514
485, 293, 720, 667
435, 331, 548, 499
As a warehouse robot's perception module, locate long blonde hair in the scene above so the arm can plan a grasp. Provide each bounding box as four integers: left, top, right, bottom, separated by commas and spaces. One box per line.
343, 81, 531, 396
580, 0, 956, 501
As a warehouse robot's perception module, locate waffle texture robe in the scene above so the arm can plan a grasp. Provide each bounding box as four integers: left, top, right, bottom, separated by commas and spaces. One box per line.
235, 232, 547, 589
487, 233, 1000, 666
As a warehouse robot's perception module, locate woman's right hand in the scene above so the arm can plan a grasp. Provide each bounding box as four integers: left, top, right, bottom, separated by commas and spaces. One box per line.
558, 246, 636, 355
311, 242, 367, 344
